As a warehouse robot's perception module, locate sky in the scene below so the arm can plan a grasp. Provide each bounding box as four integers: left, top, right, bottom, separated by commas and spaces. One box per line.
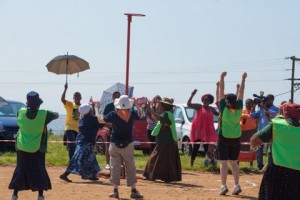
0, 0, 300, 114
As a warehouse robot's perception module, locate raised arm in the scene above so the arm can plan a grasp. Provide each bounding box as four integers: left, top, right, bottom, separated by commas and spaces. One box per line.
133, 98, 142, 117
237, 72, 247, 100
216, 81, 220, 103
219, 72, 227, 100
61, 83, 68, 105
187, 89, 202, 110
236, 84, 240, 96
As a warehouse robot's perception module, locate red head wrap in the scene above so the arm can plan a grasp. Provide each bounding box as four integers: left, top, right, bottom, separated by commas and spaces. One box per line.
201, 94, 214, 104
283, 104, 300, 121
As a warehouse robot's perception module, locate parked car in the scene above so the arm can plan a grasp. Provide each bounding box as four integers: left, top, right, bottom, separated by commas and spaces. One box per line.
95, 127, 110, 154
0, 99, 26, 152
132, 104, 219, 155
174, 104, 218, 155
95, 113, 150, 155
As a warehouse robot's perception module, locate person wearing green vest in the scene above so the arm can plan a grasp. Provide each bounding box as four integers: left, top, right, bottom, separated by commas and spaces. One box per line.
218, 71, 247, 196
8, 91, 59, 200
143, 97, 182, 183
250, 103, 300, 200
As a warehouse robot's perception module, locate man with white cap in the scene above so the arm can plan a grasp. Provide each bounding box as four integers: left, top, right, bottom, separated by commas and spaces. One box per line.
99, 95, 143, 199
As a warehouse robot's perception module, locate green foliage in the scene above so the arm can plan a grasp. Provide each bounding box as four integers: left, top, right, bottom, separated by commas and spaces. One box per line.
0, 135, 262, 173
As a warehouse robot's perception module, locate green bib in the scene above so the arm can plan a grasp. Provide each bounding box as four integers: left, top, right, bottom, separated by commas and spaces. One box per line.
151, 111, 178, 141
16, 108, 47, 153
221, 107, 242, 138
272, 117, 300, 170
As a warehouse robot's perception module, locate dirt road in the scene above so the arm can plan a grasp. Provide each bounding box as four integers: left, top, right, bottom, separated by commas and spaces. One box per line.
0, 167, 262, 200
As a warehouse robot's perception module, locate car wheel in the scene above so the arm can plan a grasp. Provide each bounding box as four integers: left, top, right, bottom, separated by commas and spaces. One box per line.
95, 136, 105, 155
182, 137, 192, 156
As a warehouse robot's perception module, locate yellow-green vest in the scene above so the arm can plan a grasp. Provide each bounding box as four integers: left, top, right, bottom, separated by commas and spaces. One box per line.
151, 111, 178, 141
16, 108, 47, 153
221, 107, 242, 138
272, 117, 300, 170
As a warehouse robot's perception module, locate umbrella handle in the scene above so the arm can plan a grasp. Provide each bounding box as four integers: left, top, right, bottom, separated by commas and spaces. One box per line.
66, 55, 68, 83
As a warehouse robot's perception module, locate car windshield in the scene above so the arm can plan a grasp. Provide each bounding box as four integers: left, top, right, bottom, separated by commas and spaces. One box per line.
0, 102, 25, 116
184, 106, 219, 123
184, 107, 196, 122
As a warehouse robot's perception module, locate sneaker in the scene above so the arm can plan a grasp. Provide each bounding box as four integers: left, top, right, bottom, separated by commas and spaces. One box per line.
204, 158, 211, 167
106, 163, 111, 169
130, 190, 143, 199
232, 185, 242, 195
220, 185, 229, 195
11, 195, 18, 200
37, 196, 45, 200
108, 190, 119, 198
250, 166, 258, 171
59, 174, 72, 182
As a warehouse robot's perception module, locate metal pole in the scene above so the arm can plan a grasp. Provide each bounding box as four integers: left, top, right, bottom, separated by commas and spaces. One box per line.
125, 15, 132, 95
124, 13, 145, 95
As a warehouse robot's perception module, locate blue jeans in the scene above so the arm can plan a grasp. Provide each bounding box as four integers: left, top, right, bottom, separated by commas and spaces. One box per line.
256, 144, 264, 170
65, 130, 78, 161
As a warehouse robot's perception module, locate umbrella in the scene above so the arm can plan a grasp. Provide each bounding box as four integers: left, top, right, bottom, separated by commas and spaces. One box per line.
46, 53, 90, 83
99, 82, 134, 114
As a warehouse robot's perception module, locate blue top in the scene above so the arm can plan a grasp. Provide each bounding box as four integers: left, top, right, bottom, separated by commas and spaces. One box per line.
250, 105, 279, 130
76, 115, 104, 146
104, 110, 140, 143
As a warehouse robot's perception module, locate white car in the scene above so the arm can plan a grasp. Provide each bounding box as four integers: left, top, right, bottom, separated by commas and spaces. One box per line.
173, 104, 219, 155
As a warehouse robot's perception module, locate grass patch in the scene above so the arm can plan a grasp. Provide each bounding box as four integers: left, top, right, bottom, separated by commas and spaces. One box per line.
0, 135, 264, 172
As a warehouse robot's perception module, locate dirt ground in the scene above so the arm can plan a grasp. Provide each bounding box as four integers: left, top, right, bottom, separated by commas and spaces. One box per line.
0, 166, 262, 200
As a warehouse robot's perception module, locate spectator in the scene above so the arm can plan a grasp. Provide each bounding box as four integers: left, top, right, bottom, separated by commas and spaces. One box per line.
145, 95, 162, 153
61, 83, 81, 161
250, 94, 279, 170
103, 91, 120, 170
187, 90, 219, 167
9, 91, 59, 200
59, 104, 104, 182
217, 71, 247, 195
240, 98, 258, 171
143, 97, 182, 182
250, 103, 300, 199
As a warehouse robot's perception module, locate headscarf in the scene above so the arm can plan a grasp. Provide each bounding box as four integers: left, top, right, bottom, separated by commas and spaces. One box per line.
79, 104, 92, 115
283, 104, 300, 121
201, 94, 214, 104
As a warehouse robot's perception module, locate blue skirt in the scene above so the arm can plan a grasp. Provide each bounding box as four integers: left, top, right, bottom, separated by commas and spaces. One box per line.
66, 143, 101, 179
9, 151, 51, 191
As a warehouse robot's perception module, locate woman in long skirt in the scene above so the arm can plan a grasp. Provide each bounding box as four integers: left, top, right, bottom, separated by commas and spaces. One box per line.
9, 91, 59, 200
60, 104, 103, 182
143, 97, 182, 183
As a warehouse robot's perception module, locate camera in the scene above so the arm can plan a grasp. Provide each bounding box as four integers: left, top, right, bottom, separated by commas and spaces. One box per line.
253, 91, 266, 105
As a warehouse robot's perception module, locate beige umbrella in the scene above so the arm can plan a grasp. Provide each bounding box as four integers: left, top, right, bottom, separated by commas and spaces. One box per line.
46, 53, 90, 83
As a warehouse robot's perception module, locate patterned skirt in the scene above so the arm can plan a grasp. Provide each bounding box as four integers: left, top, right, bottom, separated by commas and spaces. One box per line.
66, 143, 101, 179
259, 163, 300, 200
9, 150, 51, 191
143, 144, 182, 182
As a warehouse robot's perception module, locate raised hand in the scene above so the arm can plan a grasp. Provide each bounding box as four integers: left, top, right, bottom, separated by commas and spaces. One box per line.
191, 89, 197, 96
242, 72, 247, 80
221, 71, 227, 78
